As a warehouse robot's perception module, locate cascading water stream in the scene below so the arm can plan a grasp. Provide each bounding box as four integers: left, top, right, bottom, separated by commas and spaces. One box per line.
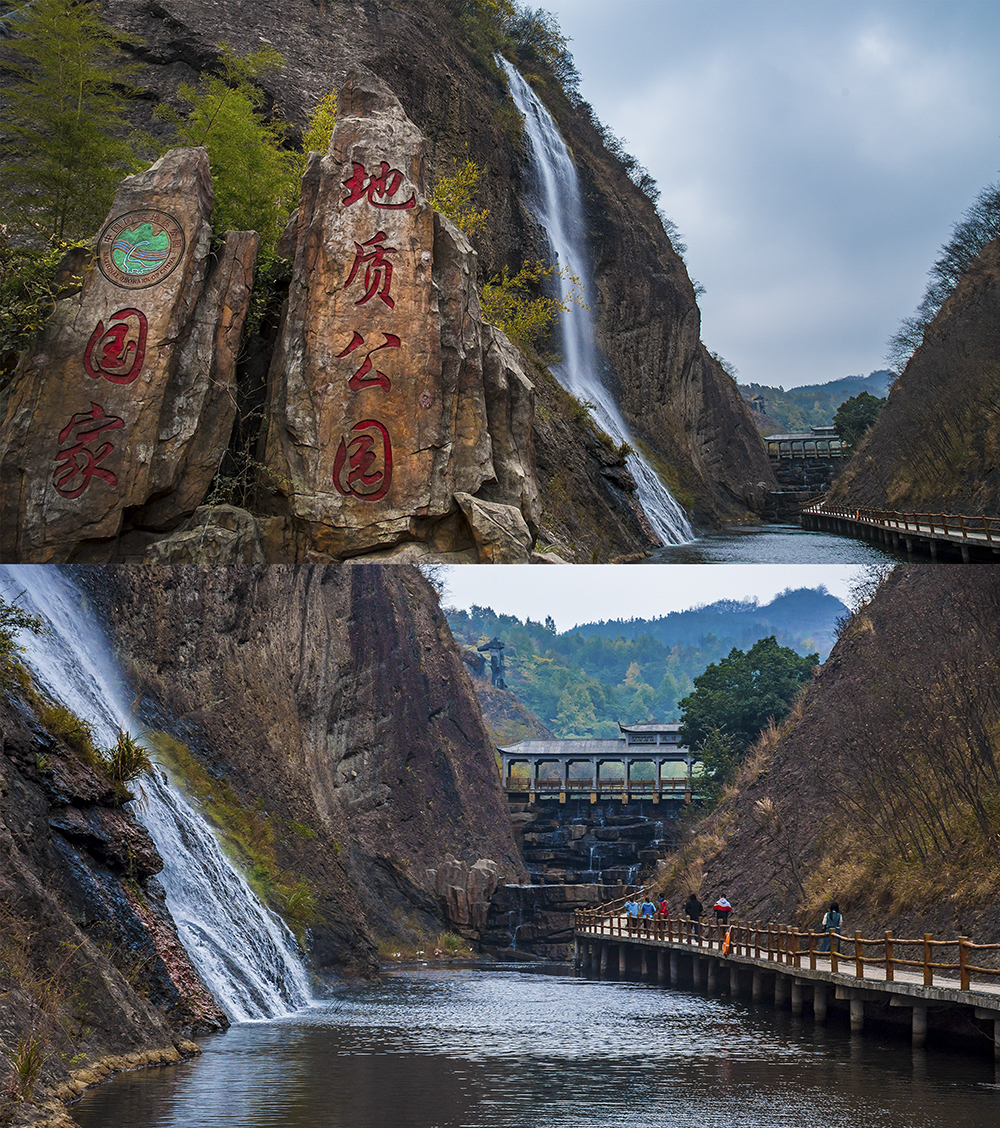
501, 60, 693, 545
0, 566, 312, 1023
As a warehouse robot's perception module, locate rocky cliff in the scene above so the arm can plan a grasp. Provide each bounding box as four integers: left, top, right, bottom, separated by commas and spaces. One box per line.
658, 565, 1000, 946
0, 684, 214, 1127
87, 564, 526, 971
825, 237, 1000, 514
2, 0, 775, 563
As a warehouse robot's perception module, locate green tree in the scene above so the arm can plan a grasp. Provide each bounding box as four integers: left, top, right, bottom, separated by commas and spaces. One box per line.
0, 0, 146, 240
692, 727, 740, 802
429, 158, 489, 238
833, 391, 885, 455
167, 45, 302, 256
678, 636, 816, 753
0, 593, 48, 687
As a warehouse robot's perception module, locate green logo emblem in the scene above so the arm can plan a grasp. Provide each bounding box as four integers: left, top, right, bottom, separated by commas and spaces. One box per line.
97, 210, 185, 289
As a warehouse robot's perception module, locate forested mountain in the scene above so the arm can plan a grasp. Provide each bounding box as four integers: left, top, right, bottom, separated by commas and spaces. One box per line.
740, 371, 894, 435
445, 586, 845, 738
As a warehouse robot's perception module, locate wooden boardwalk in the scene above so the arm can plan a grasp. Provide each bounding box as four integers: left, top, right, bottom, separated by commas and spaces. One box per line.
801, 503, 1000, 561
575, 906, 1000, 1056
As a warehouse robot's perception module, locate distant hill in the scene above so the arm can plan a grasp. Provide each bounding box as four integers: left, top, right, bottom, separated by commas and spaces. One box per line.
741, 371, 894, 435
569, 586, 846, 658
446, 586, 847, 740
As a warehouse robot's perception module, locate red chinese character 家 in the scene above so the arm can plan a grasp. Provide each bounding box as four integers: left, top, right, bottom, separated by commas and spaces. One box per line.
342, 161, 415, 210
53, 402, 124, 498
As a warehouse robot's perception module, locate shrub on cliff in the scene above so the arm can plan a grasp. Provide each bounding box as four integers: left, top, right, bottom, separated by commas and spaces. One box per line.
163, 45, 301, 258
887, 180, 1000, 371
833, 391, 885, 456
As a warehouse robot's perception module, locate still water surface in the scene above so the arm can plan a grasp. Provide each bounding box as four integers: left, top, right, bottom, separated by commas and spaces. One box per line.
73, 966, 1000, 1128
646, 525, 905, 564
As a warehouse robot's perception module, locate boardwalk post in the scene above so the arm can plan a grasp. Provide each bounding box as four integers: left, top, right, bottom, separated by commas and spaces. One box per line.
599, 943, 608, 978
912, 1004, 928, 1048
809, 929, 816, 971
692, 953, 701, 990
619, 943, 627, 979
791, 979, 803, 1015
959, 937, 970, 991
813, 983, 828, 1023
657, 949, 666, 984
707, 958, 717, 994
850, 996, 864, 1033
855, 931, 864, 979
754, 922, 760, 960
923, 934, 933, 987
669, 949, 678, 986
774, 973, 788, 1008
752, 968, 763, 1002
730, 965, 740, 997
885, 932, 894, 982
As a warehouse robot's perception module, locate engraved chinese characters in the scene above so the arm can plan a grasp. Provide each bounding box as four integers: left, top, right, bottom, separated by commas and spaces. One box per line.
0, 147, 257, 562
334, 160, 415, 502
49, 214, 176, 500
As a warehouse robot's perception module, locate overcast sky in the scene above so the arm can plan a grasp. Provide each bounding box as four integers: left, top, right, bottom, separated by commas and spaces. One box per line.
539, 0, 1000, 389
441, 563, 860, 631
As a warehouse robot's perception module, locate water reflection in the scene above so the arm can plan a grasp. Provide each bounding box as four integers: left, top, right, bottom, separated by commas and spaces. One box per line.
73, 966, 1000, 1128
645, 525, 905, 564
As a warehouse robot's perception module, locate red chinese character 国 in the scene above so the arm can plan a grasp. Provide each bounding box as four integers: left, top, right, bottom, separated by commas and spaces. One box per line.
333, 419, 392, 502
83, 308, 148, 384
344, 231, 398, 309
337, 330, 401, 392
53, 402, 124, 499
342, 161, 416, 210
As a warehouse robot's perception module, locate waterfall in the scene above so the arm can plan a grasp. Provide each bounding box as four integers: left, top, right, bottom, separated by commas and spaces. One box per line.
0, 566, 312, 1024
501, 60, 693, 545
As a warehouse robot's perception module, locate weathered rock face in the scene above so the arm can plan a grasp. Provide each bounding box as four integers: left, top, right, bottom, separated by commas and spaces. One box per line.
0, 148, 258, 562
261, 71, 540, 561
0, 688, 221, 1119
826, 237, 1000, 514
75, 0, 774, 560
89, 564, 527, 973
481, 882, 621, 961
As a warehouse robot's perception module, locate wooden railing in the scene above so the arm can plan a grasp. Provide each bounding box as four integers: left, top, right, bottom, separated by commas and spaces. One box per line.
575, 909, 1000, 993
807, 504, 1000, 545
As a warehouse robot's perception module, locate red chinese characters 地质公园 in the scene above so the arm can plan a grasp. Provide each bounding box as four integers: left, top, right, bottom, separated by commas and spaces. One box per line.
341, 161, 416, 211
53, 402, 124, 499
83, 308, 148, 384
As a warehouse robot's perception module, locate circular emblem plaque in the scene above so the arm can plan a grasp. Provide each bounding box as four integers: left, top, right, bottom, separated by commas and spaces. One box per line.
97, 209, 185, 289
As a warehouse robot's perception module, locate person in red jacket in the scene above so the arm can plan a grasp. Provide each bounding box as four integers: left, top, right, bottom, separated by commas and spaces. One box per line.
713, 895, 732, 925
657, 897, 669, 917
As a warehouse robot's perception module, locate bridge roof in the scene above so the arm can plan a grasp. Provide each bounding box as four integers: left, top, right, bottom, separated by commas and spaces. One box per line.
499, 738, 689, 757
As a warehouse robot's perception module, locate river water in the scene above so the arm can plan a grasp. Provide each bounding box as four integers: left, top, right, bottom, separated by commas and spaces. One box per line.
645, 524, 906, 564
72, 965, 999, 1128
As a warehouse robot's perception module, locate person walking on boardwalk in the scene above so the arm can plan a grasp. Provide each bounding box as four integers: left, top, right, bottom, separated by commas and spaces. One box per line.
657, 896, 670, 918
818, 901, 842, 953
640, 897, 657, 920
684, 892, 703, 937
713, 895, 732, 926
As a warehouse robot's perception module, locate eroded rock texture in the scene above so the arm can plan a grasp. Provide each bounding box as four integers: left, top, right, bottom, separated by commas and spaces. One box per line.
92, 564, 527, 967
0, 148, 258, 562
0, 689, 221, 1120
261, 71, 539, 561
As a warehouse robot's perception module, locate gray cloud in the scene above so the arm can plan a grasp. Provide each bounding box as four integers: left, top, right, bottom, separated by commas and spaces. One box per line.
543, 0, 1000, 387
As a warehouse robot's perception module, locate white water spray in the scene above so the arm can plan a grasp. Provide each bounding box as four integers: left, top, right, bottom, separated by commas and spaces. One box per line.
501, 60, 693, 545
0, 566, 312, 1023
